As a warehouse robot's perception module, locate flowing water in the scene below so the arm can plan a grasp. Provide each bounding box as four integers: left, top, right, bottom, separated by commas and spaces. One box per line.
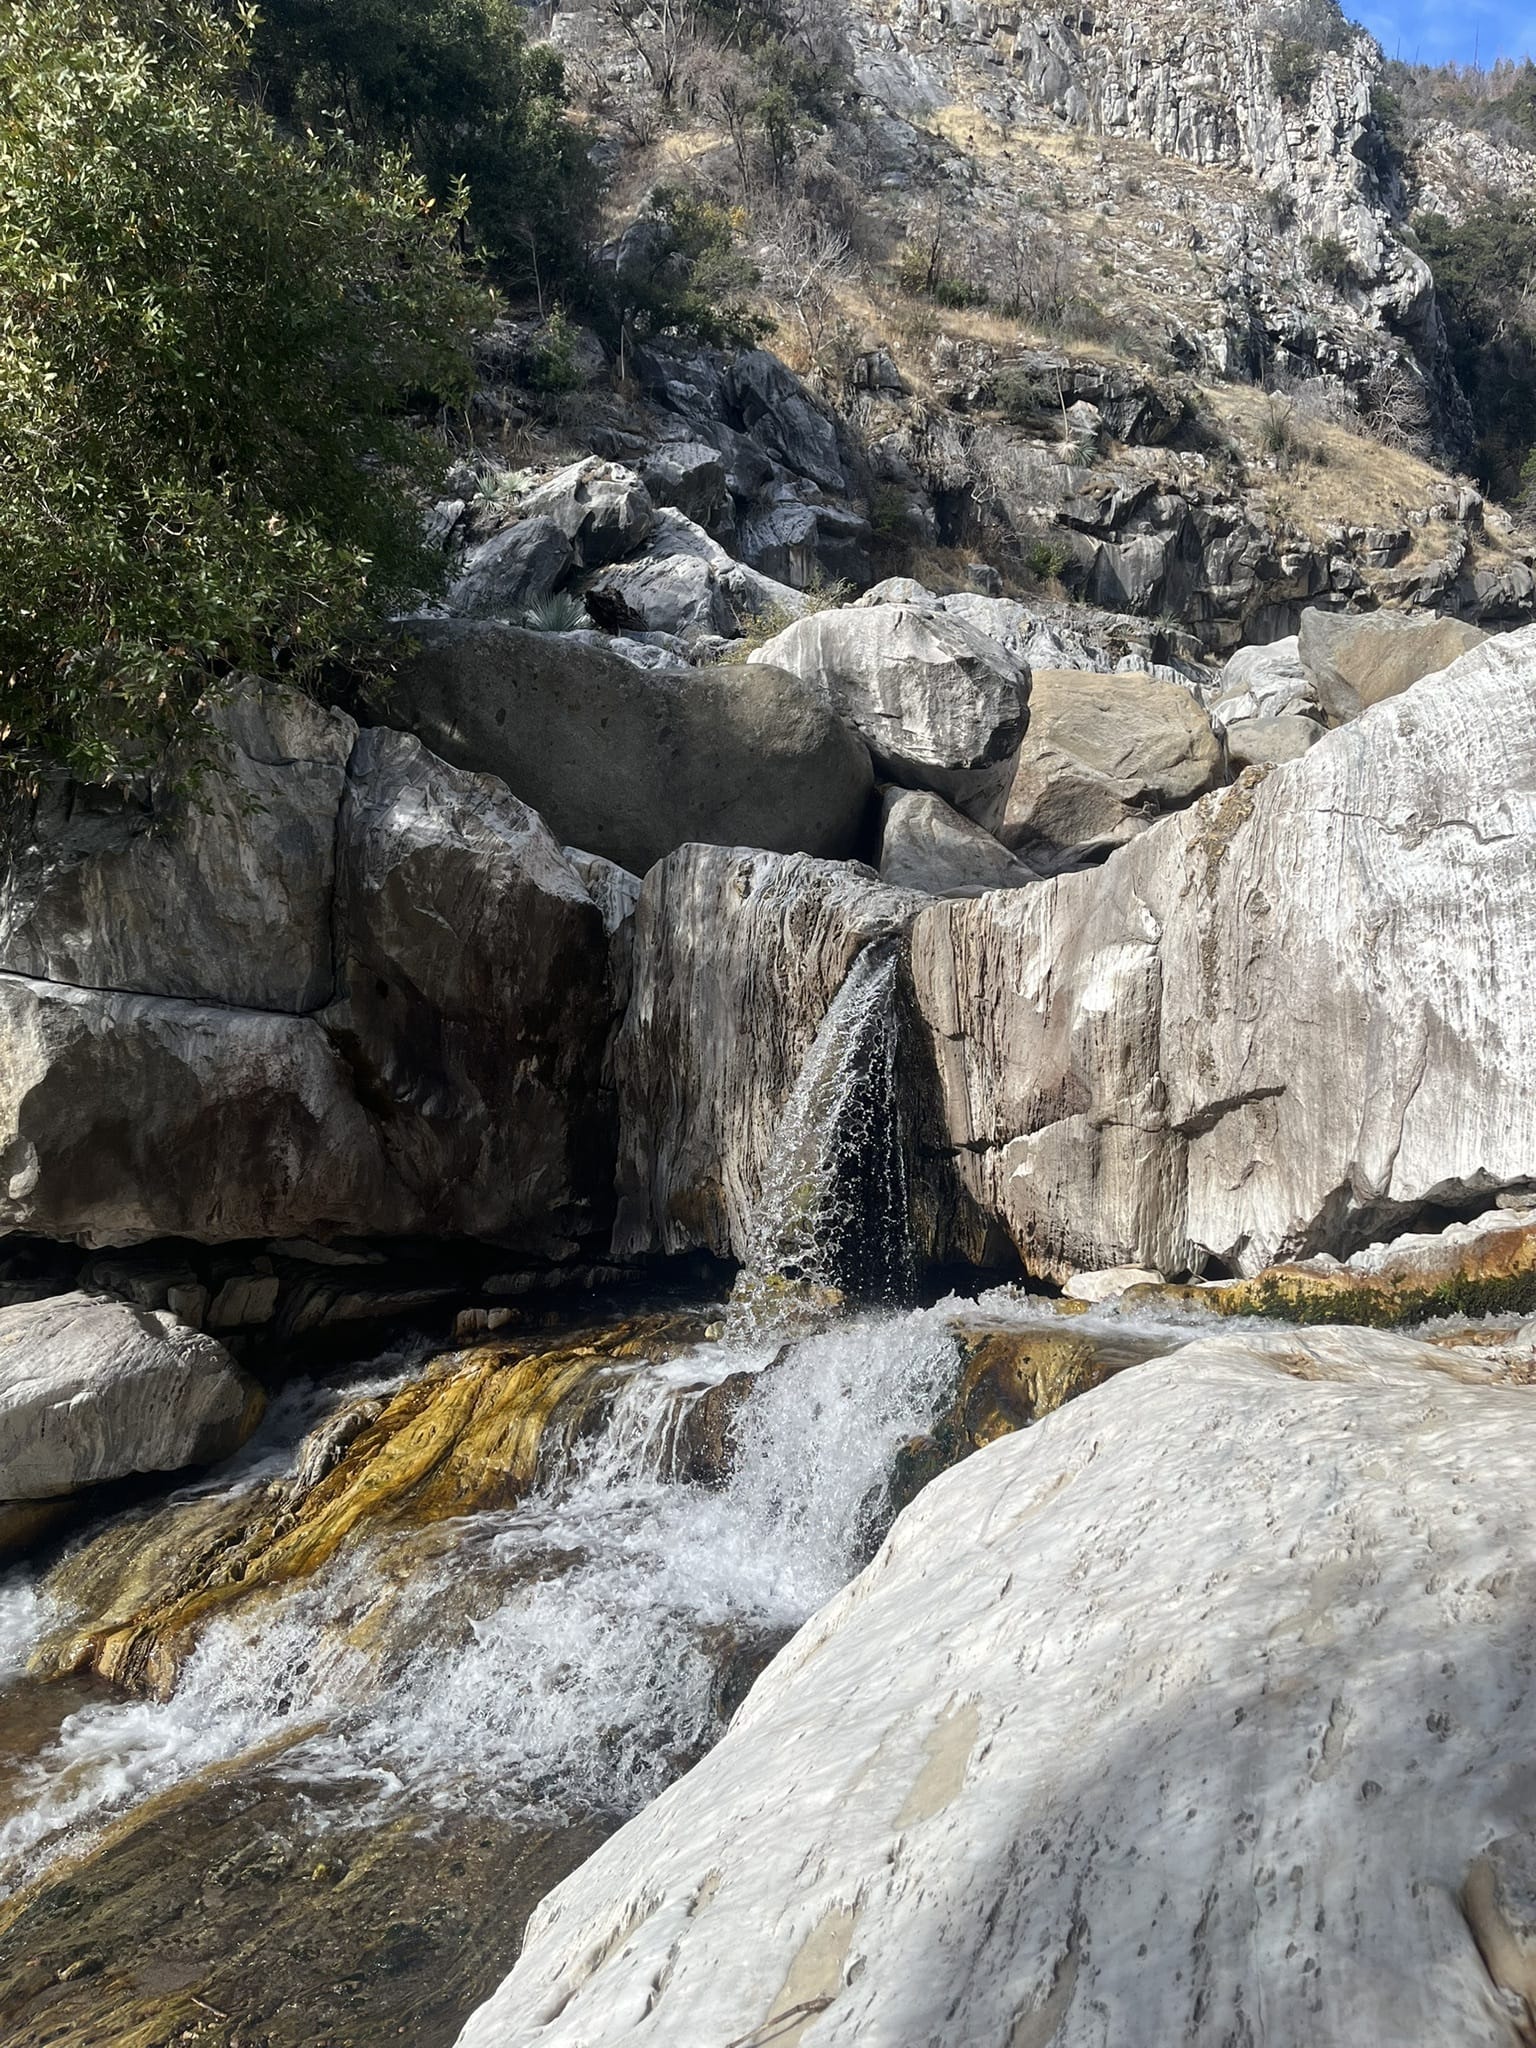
0, 944, 1219, 2043
739, 940, 913, 1308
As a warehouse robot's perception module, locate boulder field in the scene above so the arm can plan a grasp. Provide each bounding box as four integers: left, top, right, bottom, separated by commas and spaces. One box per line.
3, 593, 1535, 1534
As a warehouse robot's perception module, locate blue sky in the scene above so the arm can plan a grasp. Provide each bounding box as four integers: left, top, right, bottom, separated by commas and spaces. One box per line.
1349, 0, 1534, 66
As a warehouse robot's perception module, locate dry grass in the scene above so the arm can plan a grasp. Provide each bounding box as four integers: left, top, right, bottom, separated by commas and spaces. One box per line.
1203, 382, 1467, 536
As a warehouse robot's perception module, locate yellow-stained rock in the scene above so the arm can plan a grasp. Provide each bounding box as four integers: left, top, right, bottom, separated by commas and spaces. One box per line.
1150, 1211, 1536, 1330
34, 1314, 706, 1698
887, 1315, 1184, 1514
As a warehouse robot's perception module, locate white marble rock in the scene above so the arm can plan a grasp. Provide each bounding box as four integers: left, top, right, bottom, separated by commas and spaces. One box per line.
458, 1326, 1536, 2048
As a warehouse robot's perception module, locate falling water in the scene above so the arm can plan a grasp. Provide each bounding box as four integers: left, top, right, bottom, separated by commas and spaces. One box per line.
740, 939, 914, 1310
0, 1305, 966, 1897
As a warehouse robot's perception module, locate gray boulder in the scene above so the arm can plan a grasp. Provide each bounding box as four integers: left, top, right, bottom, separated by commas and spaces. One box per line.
0, 686, 352, 1012
909, 623, 1536, 1282
999, 669, 1223, 870
1297, 606, 1487, 723
878, 790, 1039, 898
0, 1292, 263, 1501
0, 686, 615, 1251
1212, 635, 1317, 723
639, 440, 728, 529
323, 727, 614, 1247
748, 604, 1030, 819
514, 459, 656, 568
388, 618, 874, 876
725, 352, 844, 493
446, 517, 574, 618
593, 510, 803, 639
1224, 713, 1324, 768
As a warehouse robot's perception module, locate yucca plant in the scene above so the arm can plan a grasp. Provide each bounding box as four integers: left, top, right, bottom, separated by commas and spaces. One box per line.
518, 591, 589, 633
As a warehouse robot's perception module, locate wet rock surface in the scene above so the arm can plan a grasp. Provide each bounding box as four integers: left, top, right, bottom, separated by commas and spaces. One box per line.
612, 846, 922, 1262
0, 1294, 262, 1510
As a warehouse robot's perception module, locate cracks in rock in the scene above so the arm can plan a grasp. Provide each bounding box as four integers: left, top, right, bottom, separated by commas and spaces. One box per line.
1312, 804, 1519, 849
0, 963, 323, 1025
1176, 1084, 1286, 1139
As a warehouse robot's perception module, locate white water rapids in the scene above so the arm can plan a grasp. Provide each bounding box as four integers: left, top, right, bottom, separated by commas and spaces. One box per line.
0, 1302, 977, 1895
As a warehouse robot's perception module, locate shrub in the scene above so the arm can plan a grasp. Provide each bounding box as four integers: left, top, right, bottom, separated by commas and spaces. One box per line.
607, 186, 771, 349
994, 368, 1050, 424
0, 0, 482, 787
1305, 235, 1362, 290
1261, 186, 1298, 233
249, 0, 597, 296
1272, 38, 1323, 106
1024, 536, 1073, 582
524, 308, 585, 394
1260, 394, 1298, 462
518, 591, 589, 632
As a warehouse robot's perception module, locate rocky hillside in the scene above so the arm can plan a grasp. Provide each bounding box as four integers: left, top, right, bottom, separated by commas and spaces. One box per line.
456, 0, 1535, 655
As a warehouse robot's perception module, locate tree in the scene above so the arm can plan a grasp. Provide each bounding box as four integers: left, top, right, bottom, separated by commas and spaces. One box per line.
1416, 203, 1536, 500
0, 0, 484, 786
248, 0, 598, 294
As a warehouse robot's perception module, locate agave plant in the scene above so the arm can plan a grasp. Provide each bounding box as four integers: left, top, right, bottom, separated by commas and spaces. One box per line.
517, 590, 588, 633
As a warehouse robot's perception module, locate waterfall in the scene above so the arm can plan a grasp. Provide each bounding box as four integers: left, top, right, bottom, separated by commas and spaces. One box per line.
0, 1305, 965, 1895
738, 939, 914, 1314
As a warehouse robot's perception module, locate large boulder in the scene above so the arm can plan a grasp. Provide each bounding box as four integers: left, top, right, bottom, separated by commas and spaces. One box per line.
997, 669, 1224, 871
458, 1326, 1536, 2048
0, 687, 352, 1012
748, 605, 1030, 819
0, 1292, 263, 1503
1211, 633, 1319, 723
878, 790, 1038, 898
388, 618, 874, 877
639, 440, 729, 530
591, 509, 804, 640
612, 846, 921, 1261
323, 727, 614, 1247
0, 685, 615, 1250
1297, 606, 1487, 722
512, 458, 656, 568
1223, 712, 1323, 768
445, 517, 574, 618
909, 625, 1536, 1280
724, 351, 845, 493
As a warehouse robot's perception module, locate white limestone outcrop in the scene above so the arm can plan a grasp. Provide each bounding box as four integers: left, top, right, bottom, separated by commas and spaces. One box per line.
911, 624, 1536, 1279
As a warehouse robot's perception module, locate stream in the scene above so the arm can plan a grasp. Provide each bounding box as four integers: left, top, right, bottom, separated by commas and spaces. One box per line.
0, 1281, 1229, 2046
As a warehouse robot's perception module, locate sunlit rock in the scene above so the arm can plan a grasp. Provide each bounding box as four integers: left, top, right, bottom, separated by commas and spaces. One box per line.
457, 1325, 1536, 2048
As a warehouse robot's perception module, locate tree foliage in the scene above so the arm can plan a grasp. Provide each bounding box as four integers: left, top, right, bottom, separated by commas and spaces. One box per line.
0, 0, 483, 784
1414, 204, 1536, 503
248, 0, 597, 293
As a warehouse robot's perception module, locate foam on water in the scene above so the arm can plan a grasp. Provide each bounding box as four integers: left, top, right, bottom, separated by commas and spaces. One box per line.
0, 1304, 965, 1893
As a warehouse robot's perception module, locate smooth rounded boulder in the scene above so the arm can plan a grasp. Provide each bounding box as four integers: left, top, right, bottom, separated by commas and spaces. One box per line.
747, 603, 1030, 819
998, 668, 1223, 870
1297, 605, 1486, 722
878, 789, 1038, 898
388, 618, 874, 877
0, 1292, 263, 1506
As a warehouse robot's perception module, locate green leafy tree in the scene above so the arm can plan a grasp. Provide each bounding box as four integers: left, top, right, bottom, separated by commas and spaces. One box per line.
1415, 204, 1536, 501
609, 188, 771, 350
248, 0, 597, 296
0, 0, 483, 785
